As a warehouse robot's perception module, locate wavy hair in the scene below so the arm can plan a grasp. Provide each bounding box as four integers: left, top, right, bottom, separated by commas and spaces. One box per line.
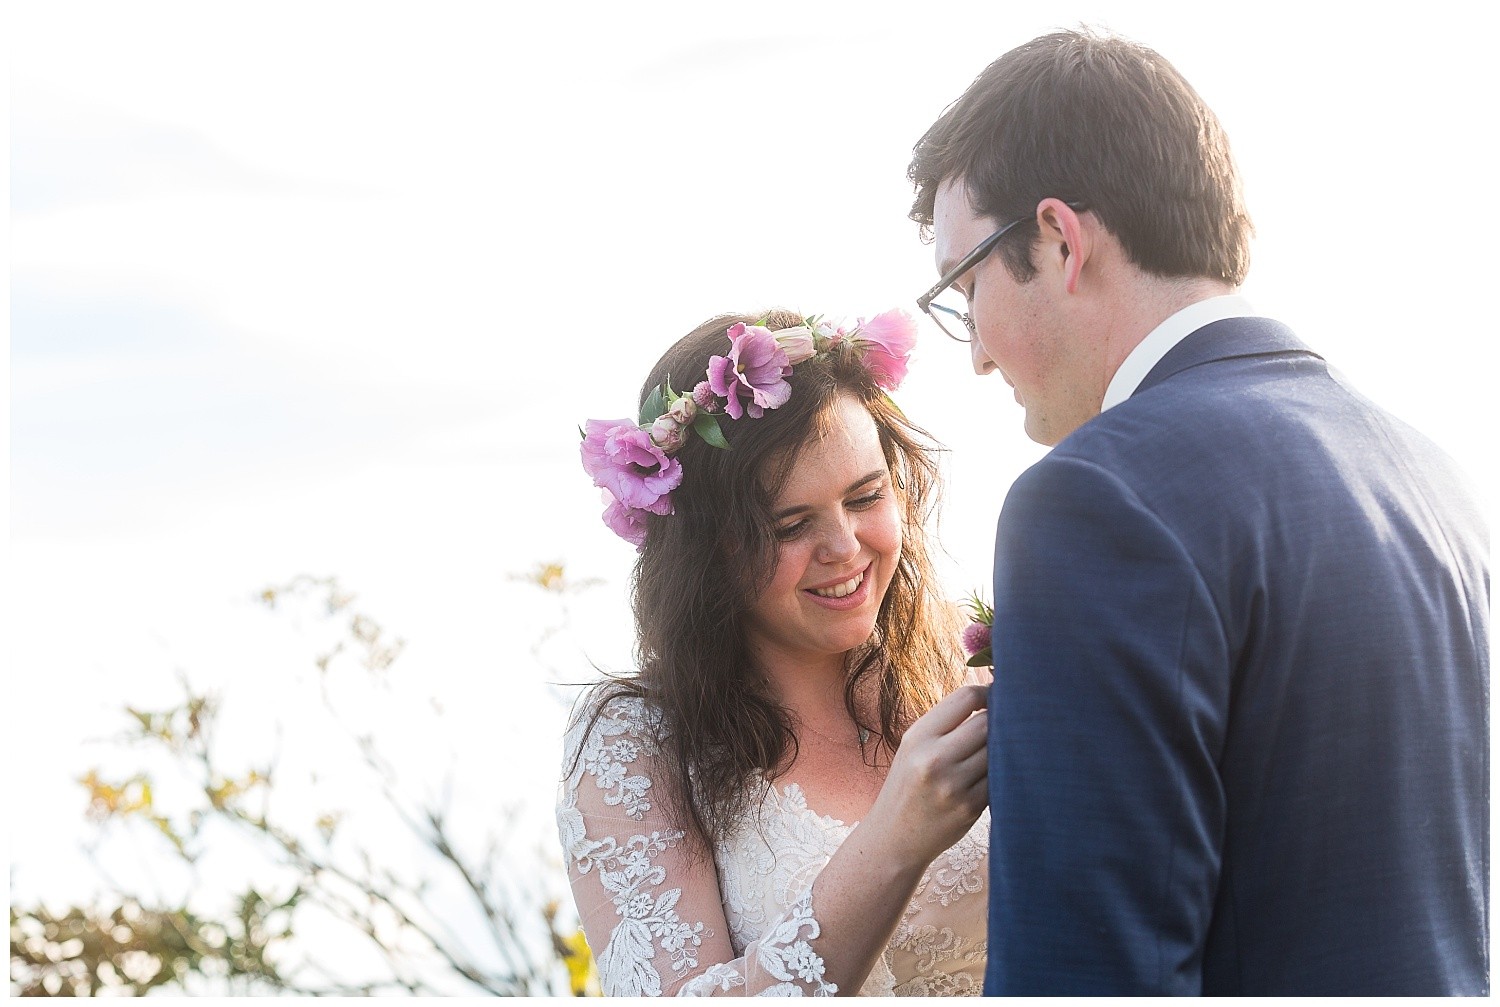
575, 308, 964, 852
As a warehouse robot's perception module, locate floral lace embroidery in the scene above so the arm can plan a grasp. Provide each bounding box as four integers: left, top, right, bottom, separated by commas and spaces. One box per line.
716, 782, 848, 954
893, 968, 984, 997
678, 889, 837, 997
559, 692, 987, 997
886, 813, 989, 996
587, 832, 707, 991
922, 822, 987, 907
749, 890, 837, 995
560, 698, 708, 995
677, 962, 747, 996
891, 922, 983, 977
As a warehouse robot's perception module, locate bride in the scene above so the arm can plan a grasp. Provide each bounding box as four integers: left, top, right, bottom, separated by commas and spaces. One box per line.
558, 308, 989, 996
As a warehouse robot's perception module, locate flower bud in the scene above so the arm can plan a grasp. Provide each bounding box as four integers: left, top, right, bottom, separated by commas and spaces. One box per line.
650, 415, 687, 452
774, 325, 816, 365
667, 396, 697, 426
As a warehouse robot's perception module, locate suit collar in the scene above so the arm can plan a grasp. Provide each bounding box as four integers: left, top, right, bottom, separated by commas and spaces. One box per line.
1135, 316, 1321, 397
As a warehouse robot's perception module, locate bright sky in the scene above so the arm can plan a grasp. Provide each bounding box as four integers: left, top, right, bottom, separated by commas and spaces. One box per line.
8, 0, 1496, 938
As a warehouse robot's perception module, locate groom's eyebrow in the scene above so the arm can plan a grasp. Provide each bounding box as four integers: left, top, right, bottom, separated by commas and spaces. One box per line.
772, 470, 888, 519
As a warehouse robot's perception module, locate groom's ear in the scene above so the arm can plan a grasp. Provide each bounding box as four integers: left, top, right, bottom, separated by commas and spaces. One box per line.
1036, 199, 1091, 295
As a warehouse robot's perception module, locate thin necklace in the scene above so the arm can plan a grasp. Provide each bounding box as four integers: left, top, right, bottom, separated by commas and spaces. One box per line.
798, 718, 872, 747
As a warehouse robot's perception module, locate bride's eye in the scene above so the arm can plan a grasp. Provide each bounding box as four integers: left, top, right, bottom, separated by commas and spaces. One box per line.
847, 490, 885, 511
775, 519, 809, 541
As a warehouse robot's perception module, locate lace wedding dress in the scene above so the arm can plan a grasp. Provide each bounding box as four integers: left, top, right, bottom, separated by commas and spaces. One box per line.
556, 692, 989, 996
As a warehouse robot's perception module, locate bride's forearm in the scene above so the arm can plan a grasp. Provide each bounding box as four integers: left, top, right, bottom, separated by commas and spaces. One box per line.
802, 685, 989, 994
754, 686, 988, 995
795, 812, 932, 995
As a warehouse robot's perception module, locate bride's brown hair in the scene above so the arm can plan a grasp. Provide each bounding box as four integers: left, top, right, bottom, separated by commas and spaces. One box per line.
578, 308, 963, 851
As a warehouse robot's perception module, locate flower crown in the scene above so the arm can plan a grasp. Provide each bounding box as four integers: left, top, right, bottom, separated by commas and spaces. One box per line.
580, 309, 918, 547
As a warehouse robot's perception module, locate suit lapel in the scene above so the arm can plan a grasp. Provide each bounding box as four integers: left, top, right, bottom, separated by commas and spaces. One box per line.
1135, 317, 1322, 397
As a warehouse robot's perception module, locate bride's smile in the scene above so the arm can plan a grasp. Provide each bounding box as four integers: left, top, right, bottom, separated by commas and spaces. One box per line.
744, 393, 902, 671
805, 566, 867, 603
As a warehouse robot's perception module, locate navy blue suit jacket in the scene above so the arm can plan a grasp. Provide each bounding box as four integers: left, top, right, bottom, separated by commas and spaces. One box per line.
983, 317, 1489, 994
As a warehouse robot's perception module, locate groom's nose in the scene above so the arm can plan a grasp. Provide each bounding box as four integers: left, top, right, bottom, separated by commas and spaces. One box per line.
971, 336, 998, 376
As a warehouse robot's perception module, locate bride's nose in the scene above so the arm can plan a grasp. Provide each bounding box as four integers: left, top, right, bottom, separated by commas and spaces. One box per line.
815, 513, 860, 565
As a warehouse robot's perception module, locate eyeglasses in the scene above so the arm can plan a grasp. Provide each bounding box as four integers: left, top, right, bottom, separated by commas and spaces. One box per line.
916, 202, 1085, 343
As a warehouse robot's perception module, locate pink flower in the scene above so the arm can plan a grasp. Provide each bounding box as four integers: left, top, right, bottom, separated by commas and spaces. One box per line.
580, 418, 683, 511
601, 491, 652, 548
853, 308, 918, 390
706, 323, 793, 420
692, 381, 722, 413
773, 325, 816, 365
962, 620, 991, 658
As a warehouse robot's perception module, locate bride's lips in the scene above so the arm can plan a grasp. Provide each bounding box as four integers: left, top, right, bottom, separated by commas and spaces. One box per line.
802, 564, 874, 611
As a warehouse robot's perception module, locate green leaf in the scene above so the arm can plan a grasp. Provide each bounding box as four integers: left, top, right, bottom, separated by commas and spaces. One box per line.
639, 386, 668, 426
692, 412, 730, 450
965, 650, 993, 668
963, 591, 993, 624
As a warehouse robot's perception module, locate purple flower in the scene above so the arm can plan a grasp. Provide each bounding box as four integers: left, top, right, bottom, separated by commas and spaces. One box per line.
601, 491, 653, 548
580, 418, 683, 512
962, 620, 991, 658
706, 323, 793, 420
853, 308, 917, 390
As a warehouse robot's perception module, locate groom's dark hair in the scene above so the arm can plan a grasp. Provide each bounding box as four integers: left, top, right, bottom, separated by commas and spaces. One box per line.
908, 27, 1253, 286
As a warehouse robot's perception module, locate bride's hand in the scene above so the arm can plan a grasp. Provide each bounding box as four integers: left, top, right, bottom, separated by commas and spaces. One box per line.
867, 683, 989, 867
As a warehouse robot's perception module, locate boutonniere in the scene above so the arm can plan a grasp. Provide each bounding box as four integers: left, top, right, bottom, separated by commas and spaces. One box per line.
961, 592, 993, 669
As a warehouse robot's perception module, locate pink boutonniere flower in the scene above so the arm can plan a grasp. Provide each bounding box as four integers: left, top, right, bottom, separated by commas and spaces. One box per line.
961, 592, 994, 668
962, 620, 991, 659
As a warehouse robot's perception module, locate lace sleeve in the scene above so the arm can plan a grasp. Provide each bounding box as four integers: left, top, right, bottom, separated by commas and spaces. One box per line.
556, 693, 838, 997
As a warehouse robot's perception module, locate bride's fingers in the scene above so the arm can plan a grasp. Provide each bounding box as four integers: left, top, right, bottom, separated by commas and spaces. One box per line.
963, 775, 988, 808
937, 705, 988, 756
917, 684, 988, 736
952, 745, 989, 790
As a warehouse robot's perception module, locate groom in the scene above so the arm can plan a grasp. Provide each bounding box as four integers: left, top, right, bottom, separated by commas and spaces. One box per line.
908, 30, 1489, 995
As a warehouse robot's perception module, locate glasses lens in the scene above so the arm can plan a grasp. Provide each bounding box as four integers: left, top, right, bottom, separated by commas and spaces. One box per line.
927, 286, 973, 343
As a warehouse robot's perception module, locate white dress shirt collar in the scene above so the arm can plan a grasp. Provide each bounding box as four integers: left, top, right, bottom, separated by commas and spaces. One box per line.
1100, 293, 1257, 413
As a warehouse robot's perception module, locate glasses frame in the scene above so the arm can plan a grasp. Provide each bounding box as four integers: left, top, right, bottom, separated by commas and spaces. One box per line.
916, 201, 1086, 343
